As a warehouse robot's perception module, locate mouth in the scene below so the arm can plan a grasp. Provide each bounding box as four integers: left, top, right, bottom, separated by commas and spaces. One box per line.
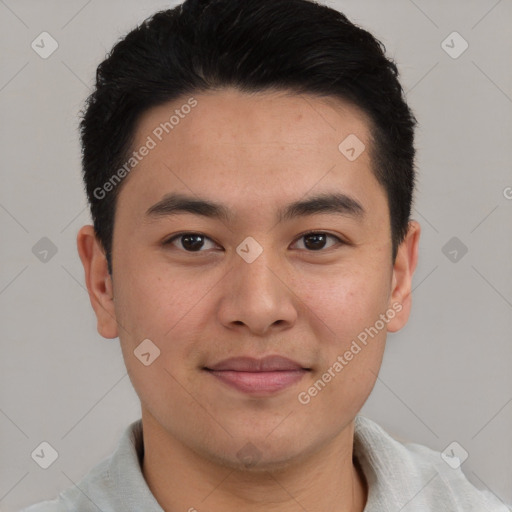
204, 355, 311, 395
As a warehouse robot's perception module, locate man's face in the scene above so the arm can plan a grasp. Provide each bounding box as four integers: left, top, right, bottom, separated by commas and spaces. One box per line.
82, 88, 417, 470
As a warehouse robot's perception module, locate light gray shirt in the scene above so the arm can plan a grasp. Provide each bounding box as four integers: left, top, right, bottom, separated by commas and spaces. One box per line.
21, 415, 511, 511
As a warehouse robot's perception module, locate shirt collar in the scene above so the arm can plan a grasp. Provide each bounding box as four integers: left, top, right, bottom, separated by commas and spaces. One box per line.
110, 415, 393, 511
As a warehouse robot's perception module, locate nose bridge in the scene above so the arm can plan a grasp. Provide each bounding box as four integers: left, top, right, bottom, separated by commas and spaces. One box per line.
234, 238, 283, 301
234, 242, 280, 295
218, 237, 297, 334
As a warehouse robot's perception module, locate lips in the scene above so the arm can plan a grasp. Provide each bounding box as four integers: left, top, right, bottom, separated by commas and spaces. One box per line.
206, 355, 307, 372
204, 356, 309, 394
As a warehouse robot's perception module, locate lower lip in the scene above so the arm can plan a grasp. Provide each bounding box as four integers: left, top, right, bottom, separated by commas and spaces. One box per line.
206, 369, 307, 394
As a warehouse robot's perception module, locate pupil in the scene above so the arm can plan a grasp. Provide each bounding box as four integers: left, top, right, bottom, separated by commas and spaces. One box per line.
182, 234, 204, 251
179, 234, 327, 251
304, 233, 326, 250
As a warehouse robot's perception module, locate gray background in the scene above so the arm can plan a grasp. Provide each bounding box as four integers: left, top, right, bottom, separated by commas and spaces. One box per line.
1, 0, 511, 510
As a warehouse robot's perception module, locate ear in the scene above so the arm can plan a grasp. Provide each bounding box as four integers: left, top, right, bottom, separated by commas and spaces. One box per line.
386, 220, 421, 333
76, 225, 119, 339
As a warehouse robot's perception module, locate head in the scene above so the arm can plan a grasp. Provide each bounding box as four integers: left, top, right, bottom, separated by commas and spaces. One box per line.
77, 0, 420, 471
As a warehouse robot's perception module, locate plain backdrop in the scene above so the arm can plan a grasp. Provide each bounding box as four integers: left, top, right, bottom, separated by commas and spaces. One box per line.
1, 0, 511, 510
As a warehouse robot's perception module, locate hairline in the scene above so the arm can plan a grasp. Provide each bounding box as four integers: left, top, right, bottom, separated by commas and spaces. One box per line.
103, 86, 396, 272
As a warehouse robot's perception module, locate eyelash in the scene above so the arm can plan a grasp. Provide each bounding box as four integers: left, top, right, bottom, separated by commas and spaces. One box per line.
161, 231, 346, 253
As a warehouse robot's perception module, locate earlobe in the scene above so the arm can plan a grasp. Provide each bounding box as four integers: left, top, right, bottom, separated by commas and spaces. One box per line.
76, 225, 119, 339
386, 220, 421, 333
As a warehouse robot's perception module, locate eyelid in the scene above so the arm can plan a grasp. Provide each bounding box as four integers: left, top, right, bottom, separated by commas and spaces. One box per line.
162, 232, 221, 251
162, 231, 347, 252
291, 231, 346, 251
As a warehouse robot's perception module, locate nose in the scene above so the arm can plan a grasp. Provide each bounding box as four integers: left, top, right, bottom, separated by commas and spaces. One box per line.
217, 246, 298, 337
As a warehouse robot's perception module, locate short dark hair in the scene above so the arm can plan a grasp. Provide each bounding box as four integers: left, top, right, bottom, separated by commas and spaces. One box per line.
79, 0, 417, 275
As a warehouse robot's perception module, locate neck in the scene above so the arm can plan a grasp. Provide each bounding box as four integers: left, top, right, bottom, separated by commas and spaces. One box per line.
140, 410, 367, 512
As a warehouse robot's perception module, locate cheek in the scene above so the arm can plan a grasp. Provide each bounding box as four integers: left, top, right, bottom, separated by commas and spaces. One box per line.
114, 263, 220, 385
294, 269, 389, 428
114, 268, 208, 427
114, 261, 207, 338
296, 262, 391, 336
294, 261, 391, 405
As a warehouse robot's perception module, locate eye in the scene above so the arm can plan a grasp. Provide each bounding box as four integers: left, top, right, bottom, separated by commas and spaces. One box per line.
291, 231, 345, 251
162, 231, 345, 253
162, 232, 219, 252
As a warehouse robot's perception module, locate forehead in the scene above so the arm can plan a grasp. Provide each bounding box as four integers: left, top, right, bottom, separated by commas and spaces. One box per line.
117, 88, 384, 222
138, 88, 371, 149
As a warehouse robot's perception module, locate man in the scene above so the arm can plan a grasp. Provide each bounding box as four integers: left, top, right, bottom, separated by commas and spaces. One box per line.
21, 0, 510, 510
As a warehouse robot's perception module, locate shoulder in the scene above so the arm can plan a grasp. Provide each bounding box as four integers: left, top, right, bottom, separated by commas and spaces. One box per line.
19, 456, 117, 512
20, 419, 162, 512
405, 440, 510, 511
354, 415, 511, 511
19, 420, 143, 512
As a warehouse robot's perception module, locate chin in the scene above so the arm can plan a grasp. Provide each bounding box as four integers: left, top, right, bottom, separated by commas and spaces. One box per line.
203, 434, 315, 474
213, 448, 302, 474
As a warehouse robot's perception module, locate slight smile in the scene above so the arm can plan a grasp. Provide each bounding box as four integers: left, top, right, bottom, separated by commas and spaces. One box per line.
204, 355, 311, 395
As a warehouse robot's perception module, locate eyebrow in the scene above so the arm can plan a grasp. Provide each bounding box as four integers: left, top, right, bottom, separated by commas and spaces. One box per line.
145, 191, 365, 224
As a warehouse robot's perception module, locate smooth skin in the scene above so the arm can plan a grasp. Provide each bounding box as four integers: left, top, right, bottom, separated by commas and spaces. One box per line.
77, 88, 420, 512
